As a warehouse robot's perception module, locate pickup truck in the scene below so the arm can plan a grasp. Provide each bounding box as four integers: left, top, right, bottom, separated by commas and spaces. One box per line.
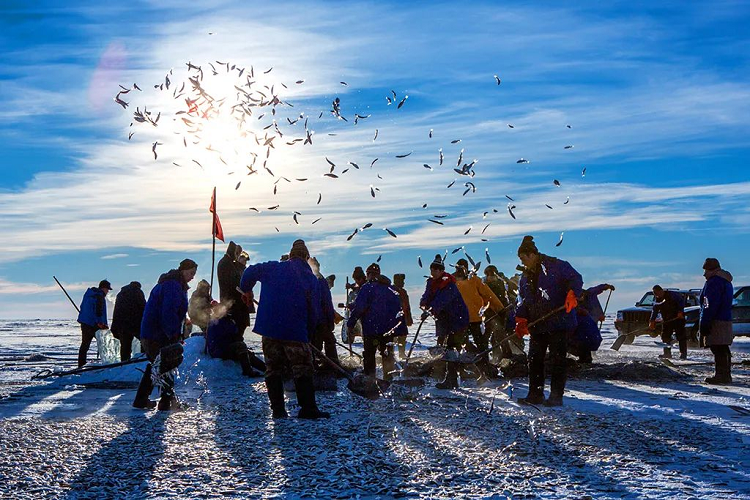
733, 285, 750, 336
614, 289, 701, 345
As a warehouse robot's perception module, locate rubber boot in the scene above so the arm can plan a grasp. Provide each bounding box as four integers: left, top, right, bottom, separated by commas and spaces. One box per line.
265, 376, 288, 418
725, 350, 733, 384
544, 392, 564, 407
658, 347, 672, 359
679, 340, 688, 360
517, 391, 545, 406
707, 350, 732, 385
382, 350, 396, 382
133, 364, 156, 409
294, 376, 330, 419
436, 363, 459, 389
398, 344, 406, 361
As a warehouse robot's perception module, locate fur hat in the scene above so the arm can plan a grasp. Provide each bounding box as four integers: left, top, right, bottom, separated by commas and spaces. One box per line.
517, 235, 539, 256
430, 254, 445, 270
366, 263, 381, 276
289, 239, 310, 260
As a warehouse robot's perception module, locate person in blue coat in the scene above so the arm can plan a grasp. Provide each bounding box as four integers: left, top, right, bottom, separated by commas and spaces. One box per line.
239, 239, 328, 419
420, 254, 470, 389
699, 258, 734, 385
570, 284, 614, 363
205, 313, 266, 377
133, 259, 197, 411
515, 236, 583, 407
76, 279, 112, 368
347, 263, 403, 381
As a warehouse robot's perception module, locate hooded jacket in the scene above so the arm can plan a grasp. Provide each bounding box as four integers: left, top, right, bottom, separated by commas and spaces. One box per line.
516, 254, 583, 333
140, 269, 189, 344
110, 282, 146, 337
240, 258, 320, 343
347, 276, 403, 337
420, 272, 470, 336
77, 288, 107, 328
700, 270, 734, 324
581, 284, 610, 322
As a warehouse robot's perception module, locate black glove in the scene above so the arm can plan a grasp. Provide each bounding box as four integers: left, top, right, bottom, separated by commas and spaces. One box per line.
420, 311, 429, 321
699, 321, 711, 346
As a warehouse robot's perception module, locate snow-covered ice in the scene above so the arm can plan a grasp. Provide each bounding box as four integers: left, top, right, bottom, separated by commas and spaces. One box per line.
1, 318, 749, 499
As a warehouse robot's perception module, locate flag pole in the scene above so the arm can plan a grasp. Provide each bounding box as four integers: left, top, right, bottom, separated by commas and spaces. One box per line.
210, 186, 217, 296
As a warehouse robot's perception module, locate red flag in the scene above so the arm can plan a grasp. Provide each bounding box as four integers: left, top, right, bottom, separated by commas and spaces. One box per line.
209, 188, 224, 242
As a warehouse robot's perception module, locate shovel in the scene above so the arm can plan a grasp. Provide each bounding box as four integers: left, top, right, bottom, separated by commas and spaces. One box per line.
390, 315, 429, 390
610, 316, 681, 351
309, 344, 390, 400
31, 354, 148, 380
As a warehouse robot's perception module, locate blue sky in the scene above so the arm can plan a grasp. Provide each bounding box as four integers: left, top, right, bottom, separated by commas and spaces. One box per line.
0, 0, 749, 318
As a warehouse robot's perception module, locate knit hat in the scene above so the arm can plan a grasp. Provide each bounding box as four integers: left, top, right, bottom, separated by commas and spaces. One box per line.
456, 258, 469, 269
484, 265, 498, 276
289, 239, 310, 260
517, 235, 539, 256
178, 259, 198, 271
366, 263, 381, 275
430, 254, 445, 270
393, 273, 405, 286
702, 258, 721, 271
352, 266, 366, 281
98, 279, 112, 290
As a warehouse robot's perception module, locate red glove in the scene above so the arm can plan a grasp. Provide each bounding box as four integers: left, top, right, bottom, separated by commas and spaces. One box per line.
564, 290, 578, 313
649, 321, 656, 331
97, 323, 108, 330
515, 317, 529, 338
241, 291, 254, 307
676, 311, 684, 320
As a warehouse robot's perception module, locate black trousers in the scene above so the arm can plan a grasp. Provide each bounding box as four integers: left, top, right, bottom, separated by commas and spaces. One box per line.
78, 324, 98, 368
528, 330, 568, 397
311, 325, 340, 367
363, 335, 395, 380
118, 331, 140, 362
662, 318, 687, 356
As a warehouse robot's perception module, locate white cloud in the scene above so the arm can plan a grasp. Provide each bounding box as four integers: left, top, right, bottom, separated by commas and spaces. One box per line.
101, 253, 128, 260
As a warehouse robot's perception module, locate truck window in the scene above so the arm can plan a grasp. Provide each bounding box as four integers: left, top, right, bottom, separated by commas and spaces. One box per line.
735, 288, 750, 306
636, 292, 655, 307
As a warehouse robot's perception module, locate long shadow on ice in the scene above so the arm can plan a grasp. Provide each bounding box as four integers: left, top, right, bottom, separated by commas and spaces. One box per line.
62, 413, 168, 499
211, 376, 411, 498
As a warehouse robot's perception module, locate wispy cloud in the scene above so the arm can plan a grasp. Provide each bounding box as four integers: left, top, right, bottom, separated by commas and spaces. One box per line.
100, 253, 128, 260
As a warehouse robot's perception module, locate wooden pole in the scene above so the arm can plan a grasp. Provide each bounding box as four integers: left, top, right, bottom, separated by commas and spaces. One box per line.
53, 276, 80, 313
209, 186, 217, 296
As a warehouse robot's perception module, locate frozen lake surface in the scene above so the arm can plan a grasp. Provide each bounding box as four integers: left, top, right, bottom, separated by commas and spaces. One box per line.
1, 318, 750, 499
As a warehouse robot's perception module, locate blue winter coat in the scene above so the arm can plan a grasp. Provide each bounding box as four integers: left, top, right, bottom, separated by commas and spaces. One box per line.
140, 270, 189, 344
240, 258, 320, 343
420, 273, 470, 338
700, 273, 734, 324
206, 316, 238, 358
347, 278, 403, 337
77, 287, 107, 328
516, 255, 583, 334
574, 313, 603, 351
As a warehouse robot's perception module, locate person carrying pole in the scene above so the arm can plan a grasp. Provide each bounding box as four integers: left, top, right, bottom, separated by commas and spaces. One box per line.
76, 280, 112, 368
515, 236, 582, 407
